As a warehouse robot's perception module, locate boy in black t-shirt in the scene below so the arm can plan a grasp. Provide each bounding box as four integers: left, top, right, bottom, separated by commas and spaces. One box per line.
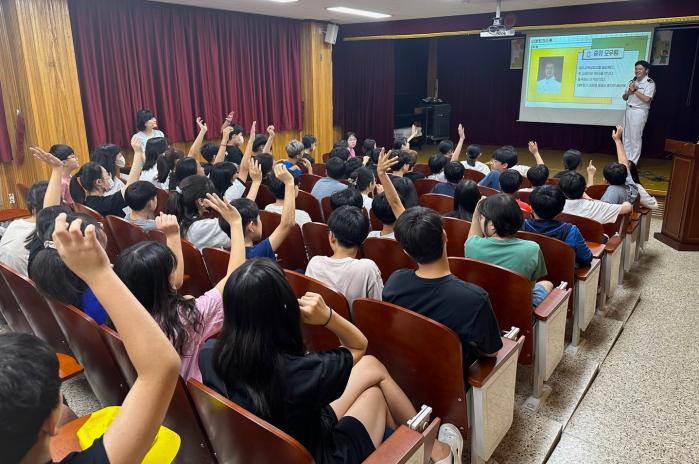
383, 206, 503, 375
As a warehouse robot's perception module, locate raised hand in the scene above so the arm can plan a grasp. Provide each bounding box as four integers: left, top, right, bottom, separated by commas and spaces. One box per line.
377, 148, 398, 176
266, 125, 275, 137
274, 163, 294, 185
249, 120, 257, 137
202, 193, 241, 226
612, 125, 623, 141
131, 137, 143, 153
249, 159, 262, 183
226, 111, 235, 122
30, 147, 64, 168
457, 123, 465, 140
410, 124, 418, 139
298, 292, 332, 326
587, 160, 596, 176
196, 117, 207, 132
528, 141, 539, 156
221, 126, 234, 141
52, 213, 110, 283
155, 213, 180, 237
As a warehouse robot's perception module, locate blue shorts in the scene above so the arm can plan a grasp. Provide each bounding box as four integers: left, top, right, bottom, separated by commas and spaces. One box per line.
532, 283, 550, 307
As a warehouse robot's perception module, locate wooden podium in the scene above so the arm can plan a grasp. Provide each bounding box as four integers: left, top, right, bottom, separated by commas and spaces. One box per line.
655, 139, 699, 251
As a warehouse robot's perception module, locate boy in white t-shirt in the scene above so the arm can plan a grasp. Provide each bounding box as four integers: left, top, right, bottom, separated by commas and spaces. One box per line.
264, 174, 311, 228
560, 171, 632, 224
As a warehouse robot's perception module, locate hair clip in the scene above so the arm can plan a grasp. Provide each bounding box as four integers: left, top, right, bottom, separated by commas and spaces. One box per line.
43, 240, 56, 249
175, 186, 183, 194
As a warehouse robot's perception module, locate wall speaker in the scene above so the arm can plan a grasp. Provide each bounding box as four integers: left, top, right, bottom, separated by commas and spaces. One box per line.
325, 24, 339, 45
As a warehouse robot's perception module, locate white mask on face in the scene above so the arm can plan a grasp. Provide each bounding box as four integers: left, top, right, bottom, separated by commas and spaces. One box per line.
104, 176, 115, 192
116, 154, 126, 168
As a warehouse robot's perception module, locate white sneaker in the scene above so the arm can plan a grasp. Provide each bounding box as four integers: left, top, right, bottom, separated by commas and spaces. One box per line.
434, 423, 463, 464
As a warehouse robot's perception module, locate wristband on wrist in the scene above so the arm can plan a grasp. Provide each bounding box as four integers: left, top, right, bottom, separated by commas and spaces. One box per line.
322, 307, 333, 327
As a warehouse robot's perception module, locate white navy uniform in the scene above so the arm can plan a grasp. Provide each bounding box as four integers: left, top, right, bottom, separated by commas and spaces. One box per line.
623, 76, 656, 164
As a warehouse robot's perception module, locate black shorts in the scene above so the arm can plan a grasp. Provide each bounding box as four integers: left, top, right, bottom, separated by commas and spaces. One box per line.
321, 408, 376, 464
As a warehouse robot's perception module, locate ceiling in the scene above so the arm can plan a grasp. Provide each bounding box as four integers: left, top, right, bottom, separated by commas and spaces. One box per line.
149, 0, 627, 24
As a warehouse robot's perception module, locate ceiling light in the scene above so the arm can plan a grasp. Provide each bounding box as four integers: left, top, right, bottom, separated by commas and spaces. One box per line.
267, 0, 298, 3
326, 6, 392, 19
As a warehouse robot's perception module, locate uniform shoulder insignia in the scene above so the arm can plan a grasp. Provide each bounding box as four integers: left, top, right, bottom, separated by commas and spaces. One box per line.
647, 78, 654, 83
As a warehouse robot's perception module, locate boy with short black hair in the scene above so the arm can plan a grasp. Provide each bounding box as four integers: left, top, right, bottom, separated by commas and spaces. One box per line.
499, 169, 533, 214
560, 171, 632, 224
310, 156, 347, 201
265, 175, 312, 228
524, 185, 593, 266
302, 134, 317, 164
404, 150, 425, 183
383, 206, 503, 378
389, 150, 412, 178
330, 188, 364, 210
124, 180, 158, 231
600, 126, 639, 204
305, 205, 383, 306
427, 154, 449, 182
525, 164, 550, 189
368, 150, 409, 239
431, 161, 465, 196
479, 147, 518, 190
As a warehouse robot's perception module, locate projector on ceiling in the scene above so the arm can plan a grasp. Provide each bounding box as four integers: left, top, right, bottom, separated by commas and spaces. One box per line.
479, 0, 514, 38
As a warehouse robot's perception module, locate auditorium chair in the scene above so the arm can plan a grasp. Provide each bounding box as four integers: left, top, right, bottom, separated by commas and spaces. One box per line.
413, 163, 431, 177
252, 184, 276, 210
369, 208, 382, 231
47, 299, 129, 406
415, 178, 440, 197
105, 215, 148, 253
202, 247, 230, 285
520, 177, 532, 189
585, 184, 608, 200
15, 182, 30, 203
364, 418, 442, 464
155, 187, 170, 215
443, 217, 471, 258
284, 269, 351, 350
448, 258, 571, 403
296, 189, 323, 223
322, 152, 331, 163
258, 210, 308, 271
478, 186, 498, 197
180, 239, 214, 297
321, 196, 333, 222
72, 203, 121, 261
312, 162, 326, 177
623, 197, 643, 272
302, 222, 333, 259
353, 298, 525, 463
298, 173, 322, 193
463, 170, 486, 183
363, 237, 417, 282
188, 379, 315, 464
100, 325, 216, 464
517, 190, 531, 204
0, 264, 33, 334
147, 228, 168, 245
546, 178, 560, 185
516, 231, 601, 347
419, 193, 453, 214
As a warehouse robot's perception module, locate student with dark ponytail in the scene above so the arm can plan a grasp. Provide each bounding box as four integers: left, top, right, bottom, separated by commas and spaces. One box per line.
348, 166, 381, 214
461, 144, 490, 175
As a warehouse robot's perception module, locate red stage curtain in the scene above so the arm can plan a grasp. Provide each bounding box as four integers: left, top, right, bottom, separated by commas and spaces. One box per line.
333, 40, 395, 147
69, 0, 303, 148
0, 86, 12, 163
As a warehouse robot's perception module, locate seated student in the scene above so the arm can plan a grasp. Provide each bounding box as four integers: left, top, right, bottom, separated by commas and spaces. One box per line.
404, 150, 425, 183
600, 126, 639, 205
523, 185, 593, 267
156, 147, 184, 191
69, 139, 145, 217
344, 156, 363, 179
383, 206, 503, 381
629, 161, 658, 209
1, 213, 180, 464
499, 169, 533, 214
91, 144, 126, 196
167, 175, 226, 250
210, 161, 241, 201
446, 180, 480, 221
302, 134, 317, 164
265, 174, 312, 228
521, 164, 550, 192
282, 140, 312, 178
173, 157, 205, 188
306, 206, 383, 306
392, 136, 409, 151
26, 205, 71, 272
361, 138, 376, 157
461, 144, 490, 175
140, 136, 169, 187
229, 164, 297, 259
124, 181, 158, 231
330, 187, 364, 211
431, 161, 465, 196
330, 146, 351, 162
311, 157, 347, 201
200, 142, 219, 176
561, 172, 632, 224
49, 144, 79, 207
252, 134, 269, 155
465, 194, 553, 307
478, 147, 517, 190
224, 124, 245, 164
503, 145, 531, 177
115, 199, 243, 381
199, 258, 460, 464
349, 166, 380, 214
427, 154, 448, 182
368, 152, 416, 239
554, 149, 583, 179
386, 150, 411, 178
0, 181, 47, 275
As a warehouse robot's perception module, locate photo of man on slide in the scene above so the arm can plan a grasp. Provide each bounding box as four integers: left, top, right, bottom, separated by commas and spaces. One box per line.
536, 58, 563, 94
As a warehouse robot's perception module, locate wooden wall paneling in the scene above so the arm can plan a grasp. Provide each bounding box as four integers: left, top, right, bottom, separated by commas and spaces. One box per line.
301, 22, 334, 156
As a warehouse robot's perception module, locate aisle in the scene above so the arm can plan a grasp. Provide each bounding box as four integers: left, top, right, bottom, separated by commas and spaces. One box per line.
548, 222, 699, 463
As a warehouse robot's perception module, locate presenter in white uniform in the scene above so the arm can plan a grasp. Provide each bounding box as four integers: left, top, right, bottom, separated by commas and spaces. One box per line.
622, 60, 655, 164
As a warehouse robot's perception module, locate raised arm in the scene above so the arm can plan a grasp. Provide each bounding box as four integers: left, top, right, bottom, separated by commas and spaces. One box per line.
30, 147, 66, 208
527, 141, 545, 165
238, 121, 257, 182
468, 197, 485, 239
156, 214, 184, 290
245, 160, 262, 202
406, 124, 419, 144
586, 160, 596, 188
268, 164, 296, 252
122, 138, 146, 194
214, 126, 234, 165
202, 193, 245, 294
262, 125, 275, 154
298, 292, 367, 364
376, 148, 405, 220
187, 117, 208, 158
52, 214, 180, 464
450, 124, 466, 162
220, 111, 234, 132
611, 125, 629, 169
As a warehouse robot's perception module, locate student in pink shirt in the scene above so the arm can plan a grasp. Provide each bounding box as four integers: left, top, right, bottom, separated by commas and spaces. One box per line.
113, 195, 245, 381
49, 144, 79, 206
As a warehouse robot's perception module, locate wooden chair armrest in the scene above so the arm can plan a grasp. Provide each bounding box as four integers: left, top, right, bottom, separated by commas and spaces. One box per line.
57, 353, 83, 382
631, 211, 641, 221
585, 241, 605, 259
534, 288, 571, 321
627, 220, 640, 234
639, 207, 650, 215
0, 208, 31, 222
575, 258, 601, 281
604, 235, 622, 253
50, 415, 91, 461
363, 425, 423, 464
468, 336, 525, 388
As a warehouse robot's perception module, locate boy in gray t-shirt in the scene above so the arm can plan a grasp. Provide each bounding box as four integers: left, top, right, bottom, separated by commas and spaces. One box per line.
124, 181, 158, 231
600, 125, 639, 205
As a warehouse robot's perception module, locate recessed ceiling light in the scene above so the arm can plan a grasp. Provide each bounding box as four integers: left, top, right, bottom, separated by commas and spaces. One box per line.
326, 6, 392, 19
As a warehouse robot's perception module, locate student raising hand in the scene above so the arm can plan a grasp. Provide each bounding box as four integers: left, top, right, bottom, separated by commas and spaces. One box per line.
202, 193, 245, 293
52, 214, 110, 279
156, 213, 184, 290
376, 148, 398, 177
